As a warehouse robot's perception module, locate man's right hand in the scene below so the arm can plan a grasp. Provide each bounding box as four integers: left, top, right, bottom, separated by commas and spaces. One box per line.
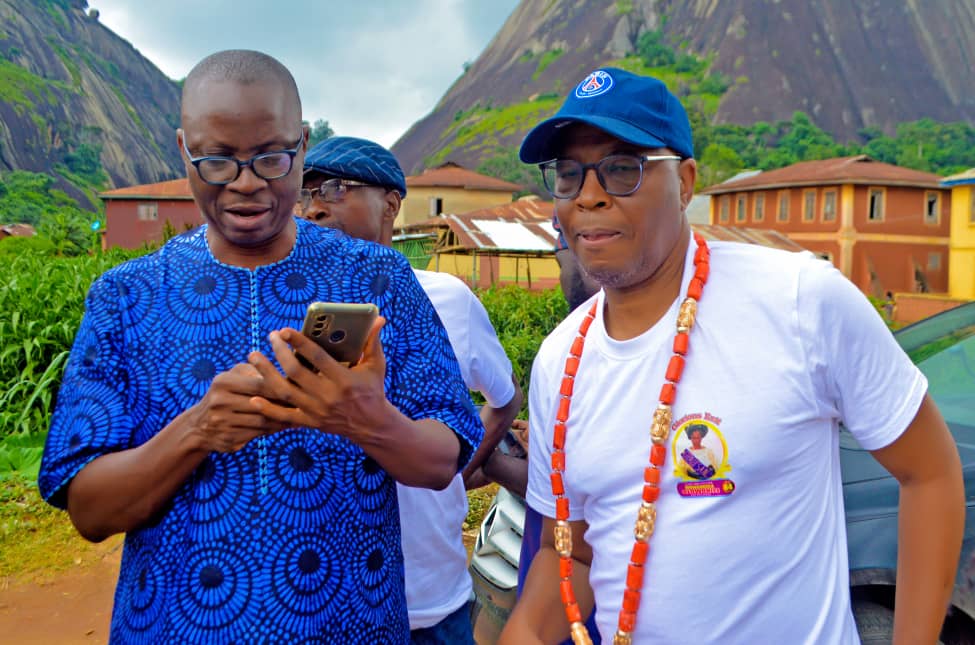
184, 363, 291, 453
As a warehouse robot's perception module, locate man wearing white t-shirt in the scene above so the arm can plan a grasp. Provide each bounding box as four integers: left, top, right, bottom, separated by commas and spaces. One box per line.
500, 68, 965, 645
300, 136, 524, 644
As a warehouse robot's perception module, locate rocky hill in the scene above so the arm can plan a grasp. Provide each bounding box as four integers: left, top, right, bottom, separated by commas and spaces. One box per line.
392, 0, 975, 174
0, 0, 182, 193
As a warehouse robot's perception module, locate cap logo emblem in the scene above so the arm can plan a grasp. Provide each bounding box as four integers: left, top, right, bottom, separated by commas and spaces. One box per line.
575, 70, 614, 99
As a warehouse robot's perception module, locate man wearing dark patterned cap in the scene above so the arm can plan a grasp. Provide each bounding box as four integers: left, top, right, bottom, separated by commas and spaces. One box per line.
301, 136, 524, 644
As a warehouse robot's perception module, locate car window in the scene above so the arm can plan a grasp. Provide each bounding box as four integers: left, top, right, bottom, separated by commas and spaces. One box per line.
842, 303, 975, 452
898, 303, 975, 449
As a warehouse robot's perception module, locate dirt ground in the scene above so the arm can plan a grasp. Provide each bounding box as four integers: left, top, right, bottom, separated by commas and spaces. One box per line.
0, 532, 480, 644
0, 538, 122, 645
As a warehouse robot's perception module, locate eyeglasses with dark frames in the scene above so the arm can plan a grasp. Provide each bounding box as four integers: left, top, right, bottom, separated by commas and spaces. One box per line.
539, 153, 681, 200
299, 178, 372, 210
181, 131, 304, 185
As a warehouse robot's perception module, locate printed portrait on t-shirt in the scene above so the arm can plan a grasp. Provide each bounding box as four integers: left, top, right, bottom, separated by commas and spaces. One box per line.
671, 413, 735, 498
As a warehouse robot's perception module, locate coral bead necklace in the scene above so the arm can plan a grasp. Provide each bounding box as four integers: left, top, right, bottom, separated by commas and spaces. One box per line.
550, 234, 710, 645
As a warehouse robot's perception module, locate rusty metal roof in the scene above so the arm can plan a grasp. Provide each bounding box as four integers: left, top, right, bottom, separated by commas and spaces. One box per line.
703, 155, 944, 194
0, 223, 37, 237
99, 178, 193, 200
401, 198, 806, 254
405, 162, 523, 192
691, 225, 805, 252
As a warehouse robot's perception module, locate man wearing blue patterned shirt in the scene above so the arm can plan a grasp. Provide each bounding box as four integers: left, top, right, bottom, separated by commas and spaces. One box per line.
37, 50, 482, 644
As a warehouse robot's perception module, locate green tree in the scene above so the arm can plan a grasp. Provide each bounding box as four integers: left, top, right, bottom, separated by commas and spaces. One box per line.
698, 143, 744, 187
307, 119, 334, 148
0, 170, 97, 255
636, 31, 676, 67
477, 147, 542, 197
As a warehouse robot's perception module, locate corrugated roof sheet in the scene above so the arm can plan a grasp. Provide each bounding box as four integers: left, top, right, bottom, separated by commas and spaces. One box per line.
402, 198, 806, 254
405, 162, 522, 192
99, 178, 192, 200
0, 223, 37, 237
691, 225, 805, 252
942, 167, 975, 187
702, 155, 943, 194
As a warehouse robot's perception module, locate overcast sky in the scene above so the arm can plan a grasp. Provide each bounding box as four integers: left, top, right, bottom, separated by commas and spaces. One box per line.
88, 0, 520, 147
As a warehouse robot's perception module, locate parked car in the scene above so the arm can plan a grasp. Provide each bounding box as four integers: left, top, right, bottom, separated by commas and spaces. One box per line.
470, 301, 975, 644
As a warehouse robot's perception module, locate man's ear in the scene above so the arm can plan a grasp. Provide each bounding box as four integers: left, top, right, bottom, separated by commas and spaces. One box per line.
383, 190, 402, 222
678, 158, 697, 211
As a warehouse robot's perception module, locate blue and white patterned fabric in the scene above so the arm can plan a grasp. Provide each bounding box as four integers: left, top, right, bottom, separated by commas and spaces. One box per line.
38, 217, 482, 644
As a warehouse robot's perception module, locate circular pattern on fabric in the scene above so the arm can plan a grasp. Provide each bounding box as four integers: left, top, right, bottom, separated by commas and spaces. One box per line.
265, 530, 346, 631
160, 340, 233, 405
163, 269, 245, 340
115, 270, 156, 329
349, 530, 400, 626
259, 261, 337, 334
263, 263, 322, 307
344, 254, 402, 309
186, 454, 253, 542
118, 547, 166, 636
50, 385, 116, 457
345, 622, 401, 645
347, 453, 395, 528
265, 432, 338, 528
176, 543, 256, 633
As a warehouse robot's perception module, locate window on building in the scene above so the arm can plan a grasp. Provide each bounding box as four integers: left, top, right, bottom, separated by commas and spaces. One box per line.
868, 188, 884, 221
803, 190, 816, 222
928, 252, 941, 271
924, 192, 940, 224
736, 195, 746, 223
970, 190, 975, 224
777, 191, 790, 222
754, 194, 765, 222
429, 197, 444, 216
720, 196, 730, 223
823, 190, 837, 222
137, 203, 158, 221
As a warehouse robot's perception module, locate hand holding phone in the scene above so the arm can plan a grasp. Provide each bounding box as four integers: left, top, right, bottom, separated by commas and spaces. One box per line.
298, 302, 379, 368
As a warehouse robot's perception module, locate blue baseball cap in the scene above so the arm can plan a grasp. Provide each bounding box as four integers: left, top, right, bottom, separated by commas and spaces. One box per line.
303, 136, 407, 196
519, 68, 694, 164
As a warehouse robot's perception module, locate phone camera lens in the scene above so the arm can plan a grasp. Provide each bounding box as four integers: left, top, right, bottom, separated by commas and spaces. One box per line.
329, 330, 346, 343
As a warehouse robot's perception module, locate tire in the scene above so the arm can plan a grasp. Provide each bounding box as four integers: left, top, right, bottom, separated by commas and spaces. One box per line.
853, 599, 949, 645
853, 600, 894, 645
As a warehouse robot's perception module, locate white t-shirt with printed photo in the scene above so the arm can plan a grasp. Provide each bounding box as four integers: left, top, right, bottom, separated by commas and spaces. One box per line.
398, 269, 516, 629
526, 240, 926, 644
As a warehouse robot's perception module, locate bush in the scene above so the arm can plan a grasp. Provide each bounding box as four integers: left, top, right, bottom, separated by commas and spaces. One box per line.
0, 250, 144, 460
476, 285, 568, 402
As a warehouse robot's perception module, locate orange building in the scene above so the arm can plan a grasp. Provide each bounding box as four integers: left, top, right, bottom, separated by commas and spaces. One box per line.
398, 162, 522, 228
100, 178, 201, 250
702, 156, 950, 296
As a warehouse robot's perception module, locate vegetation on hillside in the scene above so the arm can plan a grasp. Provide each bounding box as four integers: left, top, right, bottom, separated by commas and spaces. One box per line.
465, 29, 975, 191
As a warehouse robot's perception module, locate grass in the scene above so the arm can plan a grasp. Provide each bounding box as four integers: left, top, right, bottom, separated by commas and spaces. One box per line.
464, 484, 499, 553
0, 473, 122, 582
532, 48, 564, 81
427, 96, 562, 167
0, 471, 498, 581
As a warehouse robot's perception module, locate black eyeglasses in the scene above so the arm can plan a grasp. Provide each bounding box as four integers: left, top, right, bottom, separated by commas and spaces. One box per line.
539, 153, 681, 200
299, 178, 372, 209
181, 131, 304, 185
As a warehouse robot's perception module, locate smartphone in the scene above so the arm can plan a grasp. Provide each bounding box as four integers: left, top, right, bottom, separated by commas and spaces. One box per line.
298, 302, 379, 368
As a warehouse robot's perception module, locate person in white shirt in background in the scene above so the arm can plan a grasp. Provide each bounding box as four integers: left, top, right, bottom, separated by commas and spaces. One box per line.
299, 136, 524, 645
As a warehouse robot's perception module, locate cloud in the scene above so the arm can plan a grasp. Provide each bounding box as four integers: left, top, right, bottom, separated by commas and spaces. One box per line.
88, 0, 518, 147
